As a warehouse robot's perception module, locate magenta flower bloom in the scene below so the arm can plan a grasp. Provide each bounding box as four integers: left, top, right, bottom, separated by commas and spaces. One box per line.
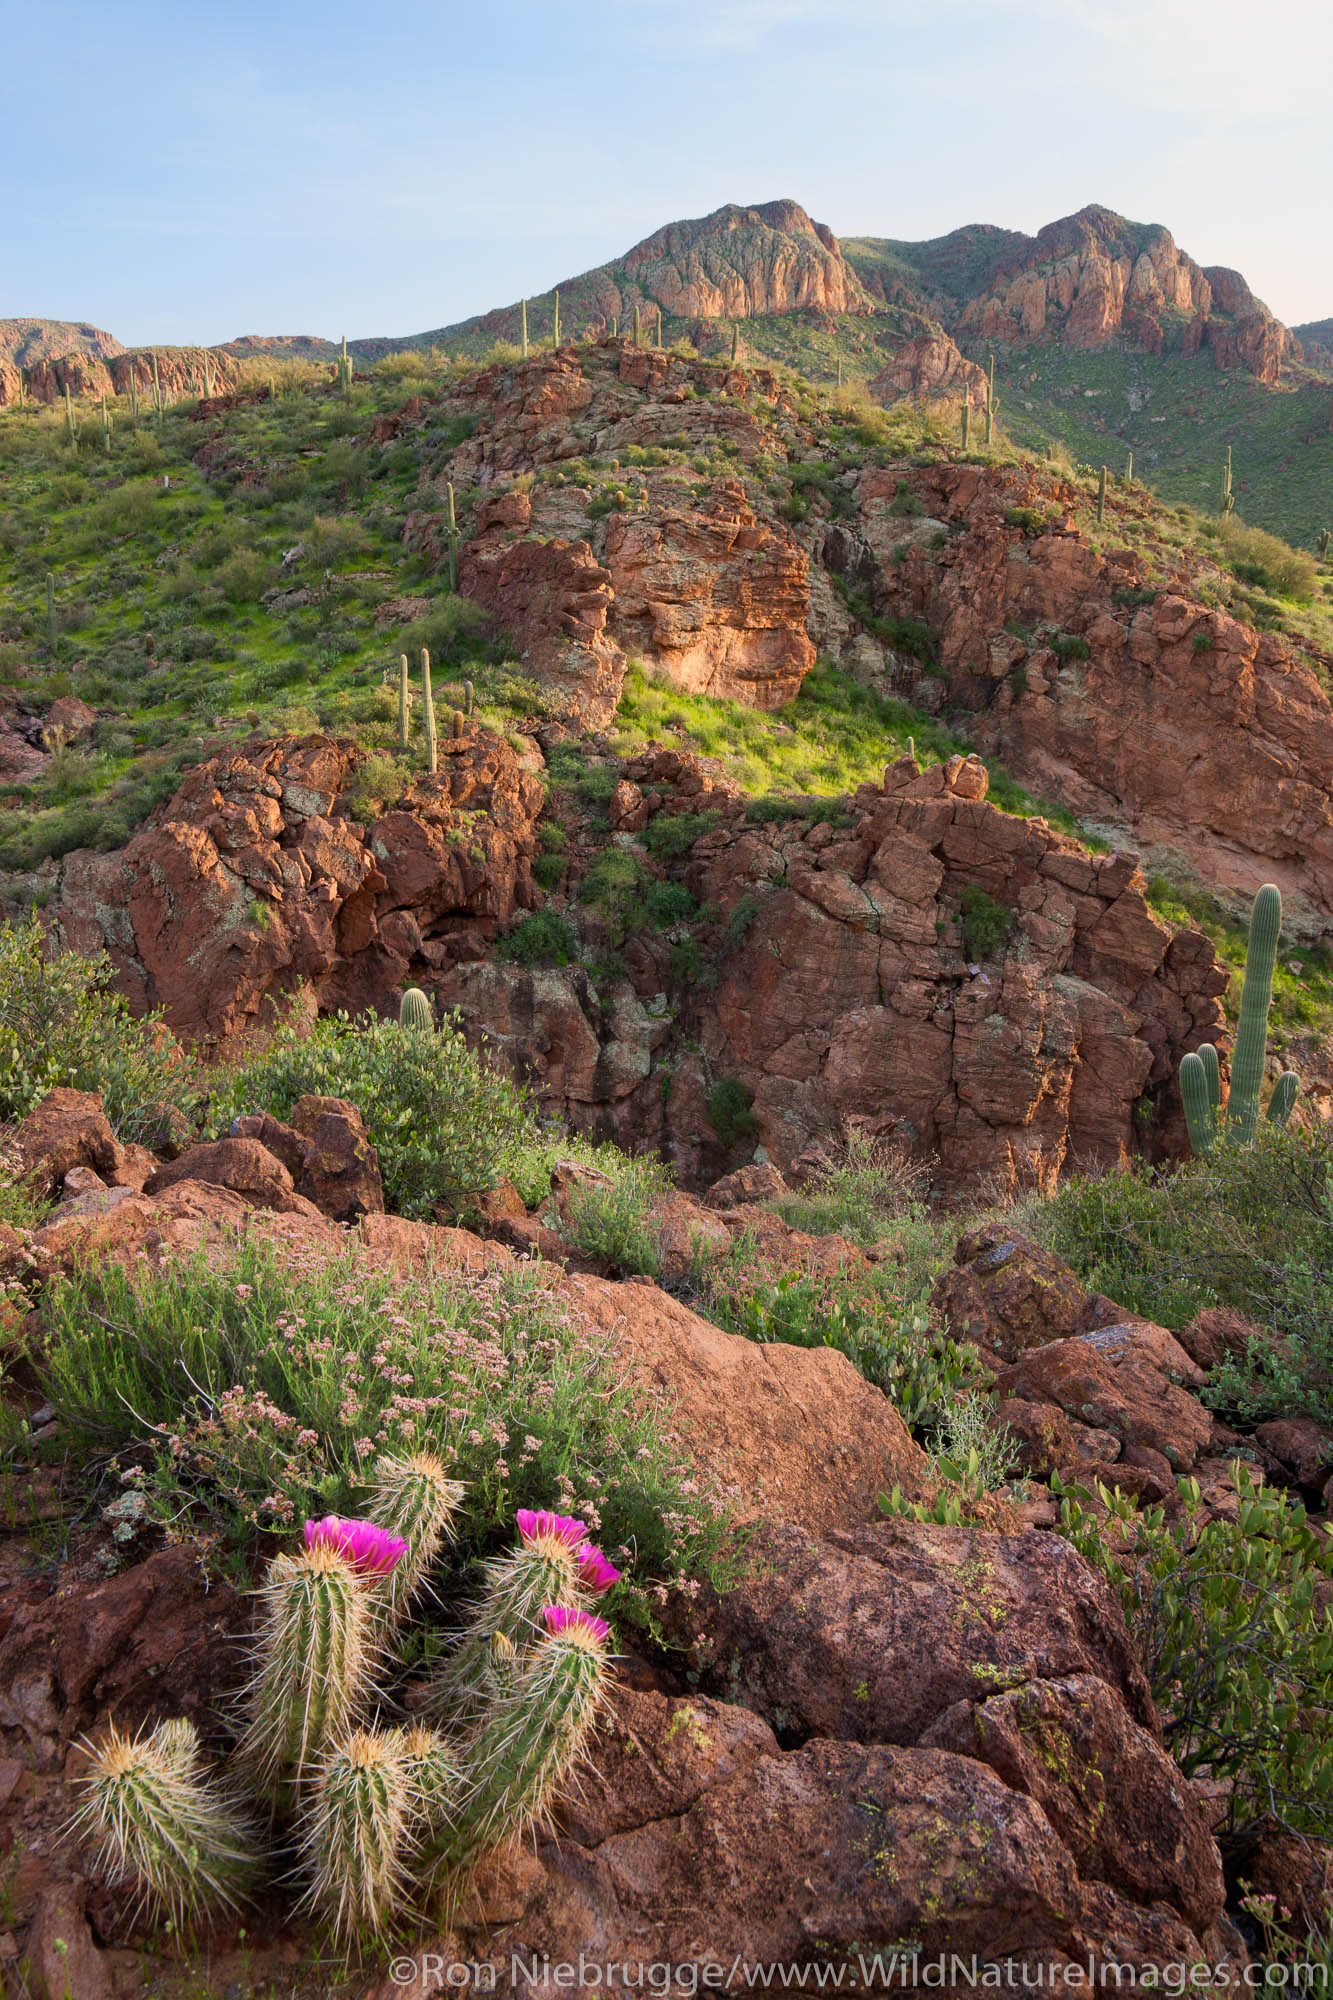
304, 1515, 407, 1579
575, 1542, 622, 1596
542, 1604, 611, 1646
516, 1508, 588, 1551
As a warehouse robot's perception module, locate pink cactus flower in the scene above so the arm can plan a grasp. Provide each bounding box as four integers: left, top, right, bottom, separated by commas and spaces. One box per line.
304, 1515, 407, 1579
575, 1542, 622, 1596
542, 1604, 611, 1646
516, 1508, 588, 1551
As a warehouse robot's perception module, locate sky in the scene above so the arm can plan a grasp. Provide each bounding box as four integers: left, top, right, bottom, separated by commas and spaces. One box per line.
5, 0, 1331, 347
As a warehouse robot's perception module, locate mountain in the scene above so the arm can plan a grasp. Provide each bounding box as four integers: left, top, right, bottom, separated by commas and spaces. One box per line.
4, 198, 1330, 539
0, 318, 126, 367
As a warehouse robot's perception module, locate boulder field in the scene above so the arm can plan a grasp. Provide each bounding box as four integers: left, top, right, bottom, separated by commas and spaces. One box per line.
3, 1085, 1323, 1988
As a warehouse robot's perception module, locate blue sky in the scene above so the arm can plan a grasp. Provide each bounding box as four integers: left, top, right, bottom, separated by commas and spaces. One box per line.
6, 0, 1330, 346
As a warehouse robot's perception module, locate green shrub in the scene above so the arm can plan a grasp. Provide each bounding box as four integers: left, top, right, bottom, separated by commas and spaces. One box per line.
702, 1258, 982, 1427
495, 911, 578, 966
555, 1156, 671, 1279
959, 883, 1012, 960
1028, 1127, 1333, 1424
36, 1241, 730, 1617
1049, 631, 1090, 660
0, 917, 199, 1142
1056, 1468, 1333, 1838
776, 1129, 934, 1257
577, 850, 647, 941
705, 1074, 759, 1150
641, 811, 721, 862
212, 1011, 534, 1217
643, 880, 698, 928
1216, 516, 1317, 604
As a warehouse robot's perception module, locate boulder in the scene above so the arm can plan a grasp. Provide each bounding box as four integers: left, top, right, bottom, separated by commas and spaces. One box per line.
995, 1334, 1215, 1471
12, 1088, 123, 1195
571, 1277, 929, 1528
25, 1884, 113, 2000
932, 1226, 1088, 1360
1254, 1417, 1333, 1491
143, 1137, 323, 1217
920, 1672, 1225, 1933
682, 1517, 1155, 1744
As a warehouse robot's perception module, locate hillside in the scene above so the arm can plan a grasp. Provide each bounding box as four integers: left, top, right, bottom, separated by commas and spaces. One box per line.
0, 317, 126, 367
5, 199, 1331, 542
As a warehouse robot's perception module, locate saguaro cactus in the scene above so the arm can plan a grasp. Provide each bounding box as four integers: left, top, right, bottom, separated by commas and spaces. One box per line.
46, 571, 56, 654
445, 482, 459, 592
422, 648, 438, 775
399, 987, 434, 1033
632, 302, 642, 346
1318, 528, 1331, 557
730, 322, 739, 365
984, 356, 996, 446
552, 290, 561, 350
1097, 464, 1107, 523
1221, 445, 1235, 516
75, 1720, 258, 1923
398, 652, 410, 751
1125, 449, 1134, 486
1179, 884, 1300, 1154
961, 400, 970, 450
520, 298, 528, 358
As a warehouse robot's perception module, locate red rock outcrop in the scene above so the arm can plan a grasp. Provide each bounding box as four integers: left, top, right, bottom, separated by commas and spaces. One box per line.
619, 199, 869, 318
869, 329, 987, 406
604, 479, 816, 706
49, 729, 544, 1042
459, 524, 625, 727
839, 460, 1333, 924
0, 345, 241, 408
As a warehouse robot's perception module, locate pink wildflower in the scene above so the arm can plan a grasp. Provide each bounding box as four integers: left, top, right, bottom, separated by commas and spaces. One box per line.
542, 1604, 611, 1646
516, 1508, 587, 1550
575, 1542, 622, 1595
304, 1515, 406, 1579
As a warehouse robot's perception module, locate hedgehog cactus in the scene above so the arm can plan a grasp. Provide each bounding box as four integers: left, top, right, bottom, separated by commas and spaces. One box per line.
301, 1727, 414, 1940
74, 1720, 259, 1923
365, 1449, 463, 1630
238, 1542, 376, 1795
428, 1606, 613, 1893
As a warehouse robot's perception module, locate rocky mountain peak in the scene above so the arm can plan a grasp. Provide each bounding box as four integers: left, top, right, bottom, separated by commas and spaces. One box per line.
0, 318, 127, 368
617, 197, 868, 319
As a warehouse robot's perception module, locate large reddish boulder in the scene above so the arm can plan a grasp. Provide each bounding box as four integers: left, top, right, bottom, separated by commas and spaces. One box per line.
143, 1136, 322, 1216
994, 1333, 1215, 1471
933, 1224, 1089, 1359
681, 1518, 1155, 1744
12, 1088, 124, 1194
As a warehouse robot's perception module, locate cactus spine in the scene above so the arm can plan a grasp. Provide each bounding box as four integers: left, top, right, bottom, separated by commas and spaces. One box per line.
238, 1544, 373, 1796
301, 1728, 414, 1940
422, 648, 438, 775
520, 298, 528, 357
428, 1613, 610, 1891
427, 1531, 586, 1722
1221, 444, 1235, 516
1097, 464, 1107, 524
1228, 883, 1282, 1145
74, 1720, 258, 1923
399, 987, 434, 1033
398, 652, 410, 751
365, 1450, 463, 1631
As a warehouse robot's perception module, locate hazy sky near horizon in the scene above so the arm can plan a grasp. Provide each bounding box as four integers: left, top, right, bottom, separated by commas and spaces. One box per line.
6, 0, 1330, 345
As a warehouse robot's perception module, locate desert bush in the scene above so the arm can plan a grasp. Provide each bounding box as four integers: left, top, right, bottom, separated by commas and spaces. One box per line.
1216, 516, 1316, 604
555, 1156, 671, 1279
701, 1256, 982, 1427
0, 917, 199, 1141
495, 910, 578, 966
1028, 1126, 1333, 1423
705, 1074, 759, 1150
641, 811, 721, 862
212, 1010, 535, 1217
577, 850, 647, 941
1057, 1468, 1333, 1839
776, 1127, 930, 1253
960, 882, 1012, 959
37, 1241, 728, 1606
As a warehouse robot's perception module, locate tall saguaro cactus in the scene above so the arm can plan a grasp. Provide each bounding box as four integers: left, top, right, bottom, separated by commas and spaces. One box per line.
632, 302, 641, 347
397, 653, 410, 752
422, 648, 438, 775
984, 356, 996, 447
1097, 464, 1107, 523
1221, 445, 1235, 516
520, 298, 528, 357
1178, 884, 1299, 1154
552, 290, 561, 350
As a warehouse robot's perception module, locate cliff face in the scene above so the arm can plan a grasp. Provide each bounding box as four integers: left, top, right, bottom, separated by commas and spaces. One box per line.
618, 200, 868, 318
0, 346, 241, 408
